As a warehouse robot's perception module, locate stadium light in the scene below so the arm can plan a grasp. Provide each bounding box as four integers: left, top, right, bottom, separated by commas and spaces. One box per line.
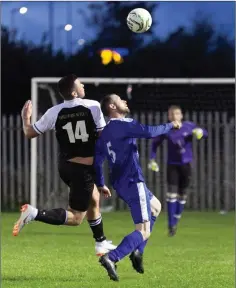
64, 24, 72, 31
100, 49, 113, 65
100, 49, 124, 65
19, 7, 28, 14
77, 39, 85, 46
113, 51, 123, 64
10, 6, 28, 40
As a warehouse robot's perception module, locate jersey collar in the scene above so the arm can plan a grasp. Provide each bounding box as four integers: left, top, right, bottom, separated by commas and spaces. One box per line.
63, 97, 82, 103
107, 117, 125, 124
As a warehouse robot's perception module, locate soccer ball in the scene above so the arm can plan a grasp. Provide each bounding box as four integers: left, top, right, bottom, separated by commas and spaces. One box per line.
127, 8, 152, 33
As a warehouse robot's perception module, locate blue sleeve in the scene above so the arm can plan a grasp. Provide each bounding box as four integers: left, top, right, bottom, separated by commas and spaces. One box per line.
150, 135, 166, 159
121, 119, 173, 139
94, 138, 106, 187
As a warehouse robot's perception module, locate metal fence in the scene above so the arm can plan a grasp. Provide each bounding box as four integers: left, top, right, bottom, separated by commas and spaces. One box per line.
1, 112, 235, 212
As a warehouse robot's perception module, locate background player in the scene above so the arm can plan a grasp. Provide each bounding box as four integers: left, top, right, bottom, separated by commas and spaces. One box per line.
13, 74, 116, 256
148, 105, 208, 236
95, 94, 181, 281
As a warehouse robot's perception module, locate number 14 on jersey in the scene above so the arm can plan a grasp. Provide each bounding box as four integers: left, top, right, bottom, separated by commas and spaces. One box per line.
63, 120, 89, 143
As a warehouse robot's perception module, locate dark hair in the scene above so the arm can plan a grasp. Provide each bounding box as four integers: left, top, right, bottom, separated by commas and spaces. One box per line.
100, 94, 114, 117
58, 74, 77, 100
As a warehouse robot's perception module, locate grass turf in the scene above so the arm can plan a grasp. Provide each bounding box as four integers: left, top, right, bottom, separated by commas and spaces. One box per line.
2, 212, 234, 288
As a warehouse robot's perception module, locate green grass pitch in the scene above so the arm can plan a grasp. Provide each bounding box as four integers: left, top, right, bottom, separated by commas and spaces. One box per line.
2, 212, 234, 288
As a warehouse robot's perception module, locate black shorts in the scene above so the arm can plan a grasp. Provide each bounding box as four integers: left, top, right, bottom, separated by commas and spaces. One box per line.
58, 160, 95, 212
167, 163, 191, 194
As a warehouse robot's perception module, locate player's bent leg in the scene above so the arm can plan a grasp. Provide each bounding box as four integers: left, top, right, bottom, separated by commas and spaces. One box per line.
99, 182, 150, 281
13, 204, 38, 236
12, 204, 83, 236
99, 223, 147, 281
12, 178, 91, 236
107, 199, 151, 266
106, 224, 147, 263
65, 207, 87, 226
129, 221, 151, 274
86, 186, 116, 256
131, 195, 161, 273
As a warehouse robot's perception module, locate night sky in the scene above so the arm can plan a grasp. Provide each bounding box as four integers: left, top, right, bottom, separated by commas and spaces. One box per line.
2, 1, 235, 54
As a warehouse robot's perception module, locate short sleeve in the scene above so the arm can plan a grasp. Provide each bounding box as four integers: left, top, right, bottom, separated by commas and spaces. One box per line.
94, 103, 106, 131
33, 109, 55, 134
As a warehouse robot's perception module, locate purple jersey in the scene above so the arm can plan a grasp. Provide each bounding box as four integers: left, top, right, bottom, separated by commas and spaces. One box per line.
150, 121, 208, 165
95, 118, 173, 188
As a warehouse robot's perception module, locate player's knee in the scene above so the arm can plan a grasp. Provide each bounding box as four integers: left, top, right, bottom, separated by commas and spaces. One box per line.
177, 194, 187, 204
145, 229, 151, 239
166, 191, 178, 201
136, 222, 151, 240
140, 229, 151, 240
151, 196, 162, 217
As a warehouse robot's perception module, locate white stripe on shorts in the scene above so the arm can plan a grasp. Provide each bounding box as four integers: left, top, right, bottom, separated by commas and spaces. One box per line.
137, 182, 149, 222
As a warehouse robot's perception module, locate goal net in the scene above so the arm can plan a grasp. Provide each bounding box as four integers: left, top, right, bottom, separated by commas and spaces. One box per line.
31, 78, 235, 211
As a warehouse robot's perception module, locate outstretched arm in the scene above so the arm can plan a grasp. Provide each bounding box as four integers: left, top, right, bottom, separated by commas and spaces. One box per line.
120, 119, 175, 139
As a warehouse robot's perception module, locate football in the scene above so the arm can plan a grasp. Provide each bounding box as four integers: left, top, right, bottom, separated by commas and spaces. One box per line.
127, 8, 152, 33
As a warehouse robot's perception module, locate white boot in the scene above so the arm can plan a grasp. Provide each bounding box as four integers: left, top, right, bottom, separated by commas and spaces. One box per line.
12, 204, 37, 236
95, 240, 117, 256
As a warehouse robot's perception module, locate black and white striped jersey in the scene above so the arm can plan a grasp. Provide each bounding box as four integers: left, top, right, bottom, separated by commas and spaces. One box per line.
33, 98, 106, 160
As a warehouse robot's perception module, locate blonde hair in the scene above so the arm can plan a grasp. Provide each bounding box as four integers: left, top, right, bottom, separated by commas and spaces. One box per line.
168, 105, 182, 112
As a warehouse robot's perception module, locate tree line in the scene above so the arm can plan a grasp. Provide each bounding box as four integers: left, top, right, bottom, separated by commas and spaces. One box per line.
2, 2, 235, 114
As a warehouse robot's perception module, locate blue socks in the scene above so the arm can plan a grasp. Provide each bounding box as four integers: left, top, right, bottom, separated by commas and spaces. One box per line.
166, 193, 177, 228
137, 215, 157, 254
108, 215, 158, 262
173, 198, 186, 226
108, 230, 144, 262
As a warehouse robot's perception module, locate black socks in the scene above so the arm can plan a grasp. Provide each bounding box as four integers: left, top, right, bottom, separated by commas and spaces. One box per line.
35, 208, 67, 225
88, 215, 106, 242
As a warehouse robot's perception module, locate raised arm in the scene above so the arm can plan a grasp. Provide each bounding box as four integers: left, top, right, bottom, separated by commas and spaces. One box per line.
120, 119, 175, 139
21, 100, 55, 139
94, 138, 106, 188
21, 100, 39, 138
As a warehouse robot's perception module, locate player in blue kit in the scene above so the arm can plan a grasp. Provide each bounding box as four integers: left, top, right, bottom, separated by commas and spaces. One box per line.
95, 94, 181, 281
148, 105, 208, 236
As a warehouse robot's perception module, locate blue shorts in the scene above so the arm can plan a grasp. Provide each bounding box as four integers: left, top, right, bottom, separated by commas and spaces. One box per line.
115, 181, 153, 224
